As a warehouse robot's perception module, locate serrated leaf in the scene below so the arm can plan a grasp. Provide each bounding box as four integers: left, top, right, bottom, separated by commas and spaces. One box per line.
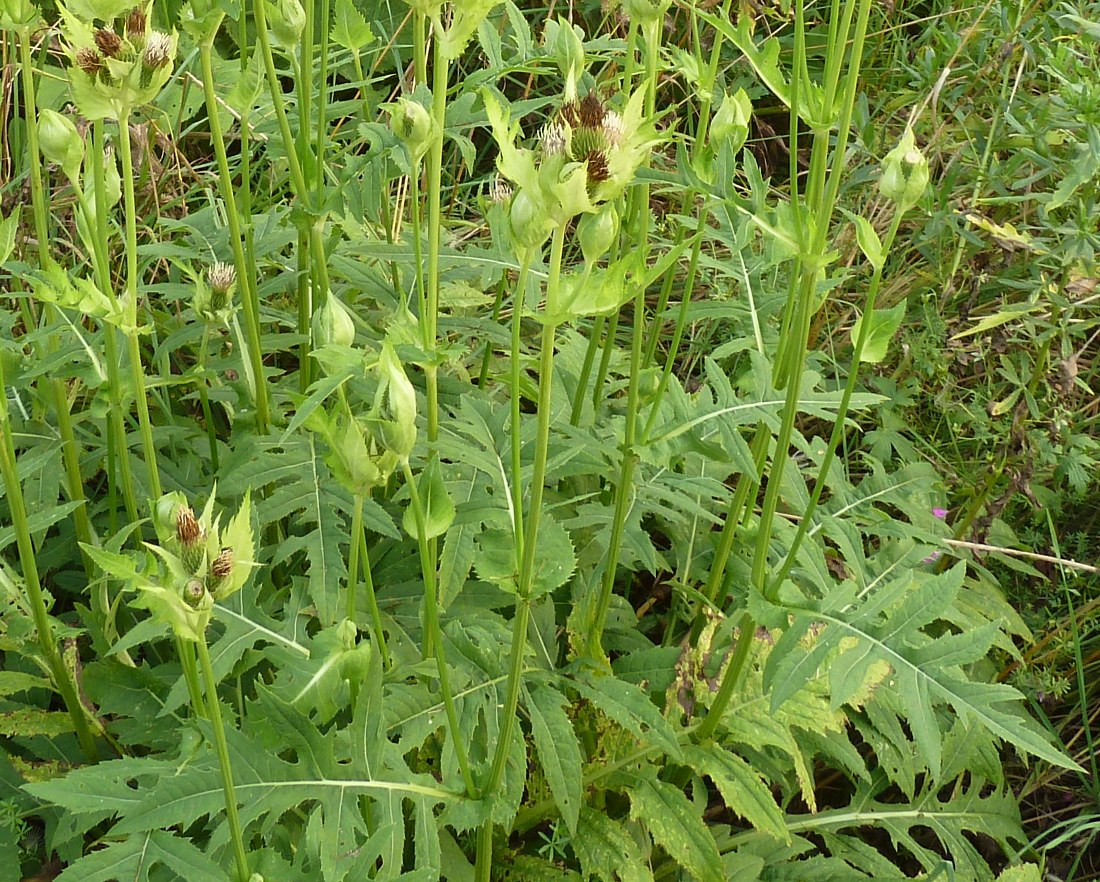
54, 831, 225, 882
764, 564, 1077, 775
0, 709, 73, 738
330, 0, 374, 50
573, 808, 654, 882
525, 684, 582, 834
477, 513, 575, 598
568, 669, 683, 761
627, 774, 723, 882
0, 671, 49, 695
681, 745, 788, 842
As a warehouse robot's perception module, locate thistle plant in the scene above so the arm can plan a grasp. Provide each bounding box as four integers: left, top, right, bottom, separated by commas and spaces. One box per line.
85, 491, 256, 881
59, 0, 178, 499
474, 68, 657, 879
190, 261, 239, 470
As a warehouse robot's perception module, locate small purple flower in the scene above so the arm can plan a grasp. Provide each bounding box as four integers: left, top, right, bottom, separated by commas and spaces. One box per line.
923, 507, 948, 563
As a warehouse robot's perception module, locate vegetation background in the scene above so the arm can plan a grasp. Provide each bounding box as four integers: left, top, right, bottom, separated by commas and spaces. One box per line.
0, 0, 1098, 880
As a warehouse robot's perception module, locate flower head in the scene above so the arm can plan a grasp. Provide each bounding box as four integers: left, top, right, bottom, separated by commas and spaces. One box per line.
60, 0, 178, 120
139, 492, 257, 640
143, 31, 172, 69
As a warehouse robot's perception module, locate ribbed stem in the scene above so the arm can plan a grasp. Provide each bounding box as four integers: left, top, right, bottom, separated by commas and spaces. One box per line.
196, 633, 250, 882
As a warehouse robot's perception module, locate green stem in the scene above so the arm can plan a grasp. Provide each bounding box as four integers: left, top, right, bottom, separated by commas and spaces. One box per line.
695, 611, 755, 741
584, 22, 661, 662
253, 0, 310, 200
476, 273, 508, 388
197, 324, 220, 472
0, 359, 98, 762
518, 224, 566, 593
179, 638, 207, 719
347, 494, 363, 622
750, 0, 872, 600
509, 250, 536, 565
92, 122, 139, 528
569, 315, 603, 425
196, 633, 250, 882
413, 11, 427, 86
409, 156, 427, 323
769, 209, 904, 594
475, 226, 566, 882
401, 460, 476, 797
117, 111, 162, 498
355, 502, 390, 669
424, 31, 449, 445
704, 0, 875, 735
315, 0, 332, 204
472, 597, 530, 882
17, 31, 95, 573
199, 33, 270, 434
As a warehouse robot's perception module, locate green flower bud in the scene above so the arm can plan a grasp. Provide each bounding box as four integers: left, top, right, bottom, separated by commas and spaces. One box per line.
372, 342, 417, 460
879, 127, 929, 209
577, 204, 619, 264
327, 413, 386, 495
709, 89, 751, 154
400, 0, 441, 14
38, 108, 85, 183
622, 0, 670, 26
183, 578, 206, 608
389, 97, 433, 160
312, 295, 356, 348
267, 0, 305, 49
509, 189, 553, 251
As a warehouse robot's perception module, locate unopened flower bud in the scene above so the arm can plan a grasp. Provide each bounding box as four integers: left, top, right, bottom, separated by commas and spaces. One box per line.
312, 295, 356, 348
709, 89, 751, 153
210, 547, 233, 585
389, 97, 433, 159
879, 127, 929, 209
94, 27, 122, 58
125, 5, 147, 39
577, 204, 619, 264
38, 109, 84, 182
154, 493, 184, 543
183, 579, 206, 608
622, 0, 670, 26
509, 189, 553, 251
267, 0, 305, 49
176, 505, 203, 546
373, 342, 417, 460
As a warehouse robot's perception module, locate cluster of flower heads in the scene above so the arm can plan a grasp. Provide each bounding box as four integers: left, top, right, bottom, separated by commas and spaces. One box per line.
60, 1, 177, 119
139, 491, 255, 641
484, 82, 657, 249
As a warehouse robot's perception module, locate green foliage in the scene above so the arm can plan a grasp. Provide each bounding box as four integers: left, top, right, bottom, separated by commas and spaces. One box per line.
1, 0, 1090, 881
